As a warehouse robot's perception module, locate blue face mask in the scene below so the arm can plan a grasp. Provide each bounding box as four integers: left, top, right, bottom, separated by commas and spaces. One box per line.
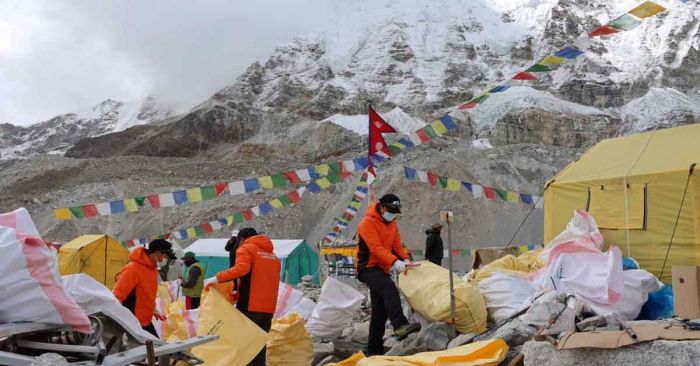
382, 212, 396, 222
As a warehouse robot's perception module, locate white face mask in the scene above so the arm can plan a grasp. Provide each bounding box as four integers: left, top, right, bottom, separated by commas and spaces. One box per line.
382, 212, 397, 222
158, 258, 169, 268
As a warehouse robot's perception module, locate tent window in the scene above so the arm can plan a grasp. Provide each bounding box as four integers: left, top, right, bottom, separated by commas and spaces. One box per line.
587, 184, 647, 230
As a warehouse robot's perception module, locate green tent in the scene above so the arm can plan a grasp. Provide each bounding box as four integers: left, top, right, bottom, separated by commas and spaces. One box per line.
186, 238, 320, 285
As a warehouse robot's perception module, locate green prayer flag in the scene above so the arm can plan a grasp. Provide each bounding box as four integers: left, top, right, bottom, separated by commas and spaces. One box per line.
69, 206, 85, 219
279, 195, 291, 206
201, 186, 217, 200
194, 225, 204, 236
388, 144, 401, 156
438, 176, 448, 189
135, 197, 147, 206
272, 173, 287, 188
526, 64, 550, 72
473, 94, 490, 103
423, 125, 438, 139
495, 188, 508, 201
233, 213, 244, 224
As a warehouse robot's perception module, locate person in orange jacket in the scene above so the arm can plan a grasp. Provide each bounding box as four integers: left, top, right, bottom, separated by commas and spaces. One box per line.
113, 239, 176, 338
357, 194, 421, 356
203, 228, 280, 366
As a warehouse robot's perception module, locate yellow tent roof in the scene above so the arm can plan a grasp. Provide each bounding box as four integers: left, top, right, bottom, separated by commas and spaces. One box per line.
59, 234, 129, 289
550, 123, 700, 185
62, 234, 114, 250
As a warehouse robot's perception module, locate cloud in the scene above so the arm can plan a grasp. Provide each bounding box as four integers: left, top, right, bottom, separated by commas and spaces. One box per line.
0, 0, 331, 125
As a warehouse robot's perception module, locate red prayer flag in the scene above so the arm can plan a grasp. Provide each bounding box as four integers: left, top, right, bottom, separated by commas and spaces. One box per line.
589, 25, 620, 37
427, 172, 439, 186
202, 223, 213, 233
333, 226, 341, 233
459, 101, 478, 109
82, 204, 98, 218
483, 186, 496, 199
451, 248, 461, 255
512, 71, 538, 80
288, 190, 301, 203
215, 183, 227, 196
284, 171, 300, 184
147, 195, 161, 209
127, 240, 135, 248
415, 129, 431, 143
242, 209, 254, 221
164, 233, 172, 239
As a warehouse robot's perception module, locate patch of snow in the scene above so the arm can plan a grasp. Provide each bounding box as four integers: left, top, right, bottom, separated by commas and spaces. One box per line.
472, 138, 493, 149
465, 86, 610, 129
618, 88, 700, 132
324, 107, 427, 135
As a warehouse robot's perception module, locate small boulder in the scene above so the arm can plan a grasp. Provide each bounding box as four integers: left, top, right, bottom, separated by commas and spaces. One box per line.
386, 322, 457, 356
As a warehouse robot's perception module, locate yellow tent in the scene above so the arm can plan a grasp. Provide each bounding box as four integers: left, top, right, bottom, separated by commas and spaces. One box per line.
544, 124, 700, 282
58, 235, 130, 289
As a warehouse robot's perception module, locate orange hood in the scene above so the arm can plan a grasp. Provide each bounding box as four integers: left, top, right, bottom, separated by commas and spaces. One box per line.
242, 235, 274, 253
129, 247, 156, 270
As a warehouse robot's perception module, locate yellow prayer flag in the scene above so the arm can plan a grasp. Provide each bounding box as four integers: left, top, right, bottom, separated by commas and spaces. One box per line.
187, 188, 202, 202
628, 1, 665, 18
124, 199, 139, 212
270, 199, 283, 209
316, 177, 331, 189
54, 208, 72, 220
390, 142, 406, 151
446, 178, 461, 192
259, 176, 274, 190
316, 164, 330, 177
226, 215, 234, 225
540, 55, 566, 65
431, 119, 448, 135
507, 191, 520, 202
186, 227, 197, 238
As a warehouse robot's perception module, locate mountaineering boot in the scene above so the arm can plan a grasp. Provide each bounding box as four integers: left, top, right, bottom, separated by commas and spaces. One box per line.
394, 322, 421, 339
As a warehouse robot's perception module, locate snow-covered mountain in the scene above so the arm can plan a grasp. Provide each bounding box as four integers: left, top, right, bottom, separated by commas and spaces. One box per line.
8, 0, 700, 161
0, 97, 173, 160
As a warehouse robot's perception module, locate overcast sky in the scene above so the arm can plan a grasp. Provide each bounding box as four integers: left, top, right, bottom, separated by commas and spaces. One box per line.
0, 0, 333, 125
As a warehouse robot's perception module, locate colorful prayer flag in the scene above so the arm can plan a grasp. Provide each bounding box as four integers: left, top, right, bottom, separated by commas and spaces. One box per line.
54, 208, 72, 220
259, 176, 274, 190
270, 198, 284, 209
173, 191, 188, 205
147, 195, 160, 209
555, 46, 584, 59
404, 167, 417, 180
539, 55, 566, 65
447, 178, 461, 192
609, 14, 642, 30
526, 64, 551, 72
187, 188, 202, 202
439, 115, 457, 130
589, 25, 620, 37
259, 202, 273, 215
124, 199, 139, 212
96, 202, 111, 216
201, 186, 217, 200
244, 179, 260, 193
512, 71, 538, 80
628, 1, 665, 18
110, 200, 126, 214
284, 171, 300, 184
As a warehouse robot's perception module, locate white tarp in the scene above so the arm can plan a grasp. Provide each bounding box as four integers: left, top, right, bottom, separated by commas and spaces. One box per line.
479, 272, 537, 322
306, 277, 364, 339
274, 282, 316, 320
0, 208, 91, 333
187, 238, 304, 259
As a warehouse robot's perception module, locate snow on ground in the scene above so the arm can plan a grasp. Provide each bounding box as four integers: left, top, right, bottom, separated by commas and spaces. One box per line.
472, 138, 493, 149
324, 107, 427, 135
619, 88, 700, 132
465, 86, 610, 129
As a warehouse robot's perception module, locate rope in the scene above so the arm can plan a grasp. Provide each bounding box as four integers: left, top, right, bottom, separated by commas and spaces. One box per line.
659, 163, 696, 280
505, 194, 543, 248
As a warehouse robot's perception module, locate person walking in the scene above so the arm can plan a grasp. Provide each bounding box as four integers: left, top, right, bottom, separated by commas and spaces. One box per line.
424, 223, 444, 266
204, 228, 280, 366
181, 252, 204, 310
356, 193, 421, 356
113, 239, 175, 337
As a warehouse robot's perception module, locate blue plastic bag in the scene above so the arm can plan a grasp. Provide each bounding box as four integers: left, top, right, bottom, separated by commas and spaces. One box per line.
622, 256, 640, 270
637, 285, 674, 320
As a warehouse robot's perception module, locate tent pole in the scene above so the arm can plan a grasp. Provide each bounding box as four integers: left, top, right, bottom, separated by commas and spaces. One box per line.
104, 236, 108, 285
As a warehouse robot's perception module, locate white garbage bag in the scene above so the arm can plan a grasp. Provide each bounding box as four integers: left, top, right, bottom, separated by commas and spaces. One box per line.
62, 273, 157, 342
532, 210, 624, 306
274, 282, 305, 319
305, 277, 364, 339
0, 208, 91, 333
586, 269, 662, 322
288, 297, 316, 320
479, 272, 537, 322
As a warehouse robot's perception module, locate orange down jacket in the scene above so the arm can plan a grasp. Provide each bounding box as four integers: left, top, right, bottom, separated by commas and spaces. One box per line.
216, 235, 281, 314
357, 202, 409, 273
113, 247, 158, 326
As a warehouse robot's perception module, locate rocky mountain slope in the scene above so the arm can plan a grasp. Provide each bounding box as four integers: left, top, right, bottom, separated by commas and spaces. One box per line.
0, 0, 698, 256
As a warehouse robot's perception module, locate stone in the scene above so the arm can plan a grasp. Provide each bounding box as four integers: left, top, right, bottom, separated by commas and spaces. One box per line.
576, 315, 607, 332
386, 322, 458, 356
29, 353, 69, 366
523, 340, 700, 366
447, 332, 477, 349
473, 318, 537, 349
317, 354, 342, 366
313, 342, 334, 365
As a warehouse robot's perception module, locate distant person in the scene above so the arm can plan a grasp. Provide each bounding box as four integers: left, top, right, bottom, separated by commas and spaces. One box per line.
204, 228, 280, 366
225, 229, 240, 268
113, 239, 175, 337
424, 223, 444, 266
356, 193, 421, 356
181, 252, 204, 310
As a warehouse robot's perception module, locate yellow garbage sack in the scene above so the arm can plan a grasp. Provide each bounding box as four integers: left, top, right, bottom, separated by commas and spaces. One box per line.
267, 313, 314, 365
193, 289, 270, 366
399, 261, 487, 334
328, 339, 508, 366
161, 300, 198, 342
468, 250, 544, 284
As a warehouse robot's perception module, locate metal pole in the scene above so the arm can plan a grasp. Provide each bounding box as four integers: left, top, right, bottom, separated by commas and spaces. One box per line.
447, 215, 456, 325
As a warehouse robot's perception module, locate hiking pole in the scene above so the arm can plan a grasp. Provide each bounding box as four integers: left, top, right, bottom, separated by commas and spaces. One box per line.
442, 211, 456, 325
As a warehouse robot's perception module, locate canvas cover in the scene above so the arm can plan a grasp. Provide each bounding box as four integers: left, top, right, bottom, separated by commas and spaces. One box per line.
544, 124, 700, 282
58, 235, 129, 289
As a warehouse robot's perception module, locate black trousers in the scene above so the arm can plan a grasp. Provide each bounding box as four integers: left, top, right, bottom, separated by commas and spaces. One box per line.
142, 322, 159, 338
240, 310, 273, 366
428, 257, 442, 266
358, 267, 409, 354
